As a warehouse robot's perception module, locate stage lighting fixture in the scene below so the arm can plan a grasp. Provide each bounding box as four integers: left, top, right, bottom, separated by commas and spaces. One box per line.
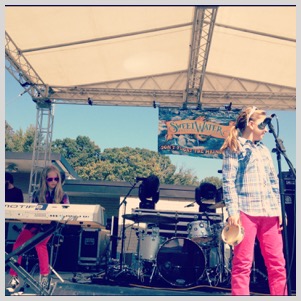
195, 182, 217, 213
87, 97, 93, 105
138, 175, 160, 210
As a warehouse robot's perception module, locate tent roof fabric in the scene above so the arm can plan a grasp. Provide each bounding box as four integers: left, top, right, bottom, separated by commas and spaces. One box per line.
5, 5, 296, 110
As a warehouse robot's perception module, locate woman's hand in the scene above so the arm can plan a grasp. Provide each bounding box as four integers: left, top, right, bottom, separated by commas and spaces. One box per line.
279, 214, 287, 231
228, 214, 240, 226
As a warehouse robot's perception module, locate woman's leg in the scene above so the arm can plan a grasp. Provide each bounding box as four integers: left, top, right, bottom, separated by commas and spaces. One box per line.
9, 228, 35, 277
35, 235, 52, 275
257, 216, 287, 295
231, 212, 257, 295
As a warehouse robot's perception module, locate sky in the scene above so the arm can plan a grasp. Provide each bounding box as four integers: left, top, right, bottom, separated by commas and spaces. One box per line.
5, 69, 296, 182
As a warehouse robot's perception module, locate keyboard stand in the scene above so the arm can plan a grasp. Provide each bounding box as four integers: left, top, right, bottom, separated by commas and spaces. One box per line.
5, 221, 59, 296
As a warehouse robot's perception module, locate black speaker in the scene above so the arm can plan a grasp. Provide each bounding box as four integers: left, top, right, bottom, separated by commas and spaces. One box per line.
110, 216, 119, 259
52, 226, 81, 272
6, 222, 23, 242
282, 171, 296, 291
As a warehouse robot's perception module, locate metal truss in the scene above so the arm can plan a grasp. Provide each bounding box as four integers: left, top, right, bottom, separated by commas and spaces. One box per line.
47, 71, 296, 110
27, 102, 55, 200
184, 6, 218, 107
5, 32, 48, 99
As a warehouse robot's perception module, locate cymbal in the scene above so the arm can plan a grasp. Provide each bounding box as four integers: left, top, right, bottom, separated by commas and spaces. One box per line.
208, 201, 225, 209
122, 214, 178, 224
201, 198, 215, 204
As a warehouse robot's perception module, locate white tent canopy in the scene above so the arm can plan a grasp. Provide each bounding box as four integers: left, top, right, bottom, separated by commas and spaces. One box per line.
5, 5, 296, 110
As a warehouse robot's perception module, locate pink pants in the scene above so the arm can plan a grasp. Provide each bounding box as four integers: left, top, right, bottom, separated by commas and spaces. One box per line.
231, 212, 287, 295
9, 226, 52, 276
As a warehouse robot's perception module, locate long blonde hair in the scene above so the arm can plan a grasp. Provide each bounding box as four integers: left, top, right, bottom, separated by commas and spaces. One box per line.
37, 165, 65, 203
220, 106, 267, 153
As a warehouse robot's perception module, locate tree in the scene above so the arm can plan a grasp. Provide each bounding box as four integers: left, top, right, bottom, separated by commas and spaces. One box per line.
78, 146, 199, 185
5, 121, 35, 152
6, 121, 201, 185
52, 136, 101, 168
5, 121, 14, 151
22, 125, 35, 152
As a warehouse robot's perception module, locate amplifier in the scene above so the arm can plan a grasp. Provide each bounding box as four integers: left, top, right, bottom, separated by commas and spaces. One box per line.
78, 228, 110, 267
282, 171, 295, 191
281, 171, 296, 291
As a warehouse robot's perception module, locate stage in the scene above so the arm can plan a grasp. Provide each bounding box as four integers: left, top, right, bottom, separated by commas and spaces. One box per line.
5, 262, 280, 297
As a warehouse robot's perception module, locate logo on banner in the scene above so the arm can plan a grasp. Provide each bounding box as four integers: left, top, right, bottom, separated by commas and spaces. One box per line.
158, 108, 240, 159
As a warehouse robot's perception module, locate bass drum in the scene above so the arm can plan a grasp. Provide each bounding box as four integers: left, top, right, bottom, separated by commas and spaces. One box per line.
156, 237, 206, 287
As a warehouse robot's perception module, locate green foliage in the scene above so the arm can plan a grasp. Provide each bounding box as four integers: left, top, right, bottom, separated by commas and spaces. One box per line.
5, 121, 35, 152
52, 136, 101, 168
5, 121, 202, 186
5, 121, 14, 151
78, 147, 199, 185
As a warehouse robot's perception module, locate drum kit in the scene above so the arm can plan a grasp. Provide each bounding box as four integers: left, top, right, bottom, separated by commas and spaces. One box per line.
117, 202, 235, 288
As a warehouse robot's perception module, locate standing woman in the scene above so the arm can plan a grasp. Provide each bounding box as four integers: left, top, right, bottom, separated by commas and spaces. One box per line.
7, 165, 69, 293
220, 106, 287, 295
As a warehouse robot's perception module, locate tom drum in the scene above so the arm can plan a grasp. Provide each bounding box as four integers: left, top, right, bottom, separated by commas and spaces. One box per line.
139, 234, 162, 261
187, 220, 213, 244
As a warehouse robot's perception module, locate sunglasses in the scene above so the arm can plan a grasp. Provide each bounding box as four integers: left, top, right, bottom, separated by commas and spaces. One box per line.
256, 122, 267, 130
47, 177, 59, 182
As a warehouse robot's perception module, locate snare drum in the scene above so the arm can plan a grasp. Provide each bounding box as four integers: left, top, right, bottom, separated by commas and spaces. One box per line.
187, 220, 213, 244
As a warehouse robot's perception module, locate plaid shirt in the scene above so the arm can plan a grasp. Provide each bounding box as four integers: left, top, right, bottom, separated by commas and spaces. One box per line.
222, 137, 281, 217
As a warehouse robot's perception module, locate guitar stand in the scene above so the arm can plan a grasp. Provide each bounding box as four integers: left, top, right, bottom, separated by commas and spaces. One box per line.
6, 254, 54, 296
5, 221, 60, 296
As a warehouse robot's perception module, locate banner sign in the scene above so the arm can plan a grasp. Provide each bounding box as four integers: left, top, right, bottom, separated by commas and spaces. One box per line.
158, 108, 241, 159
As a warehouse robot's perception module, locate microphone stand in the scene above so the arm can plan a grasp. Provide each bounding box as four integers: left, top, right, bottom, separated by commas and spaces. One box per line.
185, 200, 196, 208
267, 121, 296, 296
118, 180, 138, 273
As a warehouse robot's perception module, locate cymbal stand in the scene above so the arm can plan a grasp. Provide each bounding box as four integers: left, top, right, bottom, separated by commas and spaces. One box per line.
117, 181, 138, 274
148, 261, 158, 284
221, 244, 232, 285
174, 212, 179, 236
219, 206, 227, 283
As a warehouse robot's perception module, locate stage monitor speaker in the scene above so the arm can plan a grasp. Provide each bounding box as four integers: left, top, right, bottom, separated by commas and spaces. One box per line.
78, 228, 110, 268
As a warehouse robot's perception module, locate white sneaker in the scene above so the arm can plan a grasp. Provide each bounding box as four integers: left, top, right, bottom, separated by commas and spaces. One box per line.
39, 274, 50, 291
6, 276, 20, 293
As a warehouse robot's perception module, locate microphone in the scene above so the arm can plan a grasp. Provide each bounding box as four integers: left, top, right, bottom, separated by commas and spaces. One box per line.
136, 177, 147, 182
263, 114, 276, 125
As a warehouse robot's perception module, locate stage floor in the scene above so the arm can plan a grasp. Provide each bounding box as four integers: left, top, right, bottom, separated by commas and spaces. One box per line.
5, 264, 287, 297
